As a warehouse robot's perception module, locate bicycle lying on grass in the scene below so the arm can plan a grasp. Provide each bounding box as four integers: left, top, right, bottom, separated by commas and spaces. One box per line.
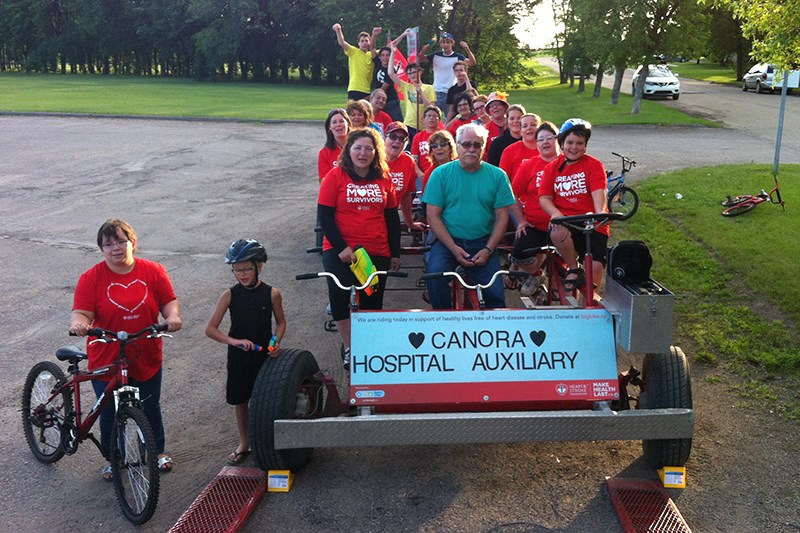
721, 176, 785, 217
606, 152, 639, 220
22, 324, 171, 525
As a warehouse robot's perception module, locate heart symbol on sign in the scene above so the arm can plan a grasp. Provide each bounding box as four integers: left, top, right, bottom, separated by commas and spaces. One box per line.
107, 280, 149, 313
408, 332, 425, 349
529, 330, 546, 347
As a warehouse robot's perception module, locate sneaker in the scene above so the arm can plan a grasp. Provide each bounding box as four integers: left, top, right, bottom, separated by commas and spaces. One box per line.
342, 347, 351, 371
325, 302, 332, 315
520, 274, 545, 297
101, 464, 113, 482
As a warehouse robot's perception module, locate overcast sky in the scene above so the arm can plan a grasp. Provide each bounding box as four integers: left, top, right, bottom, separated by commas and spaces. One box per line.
514, 0, 560, 49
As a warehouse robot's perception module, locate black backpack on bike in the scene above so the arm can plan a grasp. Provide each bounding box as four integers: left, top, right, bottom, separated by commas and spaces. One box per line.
607, 240, 653, 283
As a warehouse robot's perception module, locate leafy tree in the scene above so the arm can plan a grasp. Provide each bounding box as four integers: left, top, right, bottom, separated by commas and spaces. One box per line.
709, 0, 799, 70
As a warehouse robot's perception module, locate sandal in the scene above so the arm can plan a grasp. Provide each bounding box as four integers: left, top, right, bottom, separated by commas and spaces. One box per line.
101, 464, 113, 482
157, 455, 174, 473
227, 449, 251, 466
562, 268, 585, 292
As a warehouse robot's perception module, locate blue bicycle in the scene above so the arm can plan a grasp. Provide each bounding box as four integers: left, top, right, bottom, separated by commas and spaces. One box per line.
606, 152, 639, 220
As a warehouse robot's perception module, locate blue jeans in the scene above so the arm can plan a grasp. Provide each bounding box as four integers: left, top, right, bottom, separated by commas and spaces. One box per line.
426, 237, 506, 309
92, 368, 166, 458
435, 91, 449, 113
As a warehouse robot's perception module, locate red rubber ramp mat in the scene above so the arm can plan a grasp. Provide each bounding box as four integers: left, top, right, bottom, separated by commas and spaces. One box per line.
169, 467, 267, 533
607, 478, 692, 533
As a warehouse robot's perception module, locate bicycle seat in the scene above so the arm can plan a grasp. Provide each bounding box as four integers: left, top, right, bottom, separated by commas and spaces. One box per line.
56, 345, 88, 363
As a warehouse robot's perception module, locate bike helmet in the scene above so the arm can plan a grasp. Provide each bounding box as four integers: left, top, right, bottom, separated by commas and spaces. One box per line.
557, 118, 592, 145
225, 239, 268, 264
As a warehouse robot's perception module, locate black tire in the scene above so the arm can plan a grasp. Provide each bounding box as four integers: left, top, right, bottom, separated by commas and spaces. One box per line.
608, 185, 639, 220
756, 81, 764, 94
639, 347, 693, 468
250, 349, 321, 471
742, 81, 748, 91
722, 201, 756, 217
22, 361, 72, 464
672, 94, 679, 100
110, 405, 159, 525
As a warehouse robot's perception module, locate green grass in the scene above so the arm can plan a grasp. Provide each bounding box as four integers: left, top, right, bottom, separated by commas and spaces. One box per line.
615, 164, 800, 372
616, 164, 800, 419
666, 60, 739, 85
0, 63, 713, 126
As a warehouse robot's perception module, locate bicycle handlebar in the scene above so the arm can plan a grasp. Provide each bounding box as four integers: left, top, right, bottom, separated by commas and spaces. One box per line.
550, 212, 624, 232
295, 270, 408, 291
421, 269, 526, 290
612, 152, 636, 167
74, 323, 171, 344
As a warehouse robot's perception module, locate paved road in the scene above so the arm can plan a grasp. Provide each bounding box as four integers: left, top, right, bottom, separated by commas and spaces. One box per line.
1, 107, 798, 532
538, 57, 800, 175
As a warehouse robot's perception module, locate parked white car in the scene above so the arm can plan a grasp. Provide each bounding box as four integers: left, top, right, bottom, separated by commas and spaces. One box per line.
632, 64, 681, 100
742, 63, 799, 94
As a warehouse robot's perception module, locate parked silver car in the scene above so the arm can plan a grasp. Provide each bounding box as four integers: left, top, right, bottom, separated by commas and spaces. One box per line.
633, 64, 680, 100
742, 63, 799, 93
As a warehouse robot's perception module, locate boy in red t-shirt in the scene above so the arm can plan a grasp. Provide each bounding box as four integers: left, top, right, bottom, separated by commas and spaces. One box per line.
411, 106, 442, 175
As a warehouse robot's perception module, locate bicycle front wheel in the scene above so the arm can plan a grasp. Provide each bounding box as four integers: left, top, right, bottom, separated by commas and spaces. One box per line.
722, 201, 756, 217
22, 361, 72, 464
609, 185, 639, 220
110, 405, 160, 525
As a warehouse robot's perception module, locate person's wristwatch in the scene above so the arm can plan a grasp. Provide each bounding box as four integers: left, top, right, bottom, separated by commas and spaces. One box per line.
483, 246, 494, 254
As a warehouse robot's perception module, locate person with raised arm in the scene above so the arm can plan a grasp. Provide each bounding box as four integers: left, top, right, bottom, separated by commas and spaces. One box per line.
332, 23, 380, 100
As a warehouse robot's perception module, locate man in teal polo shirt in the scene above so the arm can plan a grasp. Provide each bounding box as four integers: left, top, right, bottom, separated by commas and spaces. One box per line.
423, 123, 515, 309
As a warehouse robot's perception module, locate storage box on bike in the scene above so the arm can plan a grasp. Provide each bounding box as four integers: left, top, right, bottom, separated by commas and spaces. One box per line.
603, 276, 674, 354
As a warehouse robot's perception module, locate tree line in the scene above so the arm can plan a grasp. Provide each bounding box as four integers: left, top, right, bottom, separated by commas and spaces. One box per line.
0, 0, 539, 87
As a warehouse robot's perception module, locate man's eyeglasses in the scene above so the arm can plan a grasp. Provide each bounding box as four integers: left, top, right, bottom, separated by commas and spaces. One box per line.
537, 136, 556, 144
387, 133, 407, 141
459, 141, 483, 150
473, 105, 485, 111
101, 240, 129, 250
232, 266, 256, 274
429, 142, 449, 149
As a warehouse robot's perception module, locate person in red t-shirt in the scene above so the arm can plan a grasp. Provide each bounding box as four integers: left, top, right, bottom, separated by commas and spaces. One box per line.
499, 112, 541, 181
539, 119, 609, 293
318, 128, 402, 368
445, 92, 476, 137
69, 218, 182, 480
510, 121, 560, 296
384, 122, 426, 232
370, 89, 393, 131
318, 108, 352, 182
411, 105, 442, 175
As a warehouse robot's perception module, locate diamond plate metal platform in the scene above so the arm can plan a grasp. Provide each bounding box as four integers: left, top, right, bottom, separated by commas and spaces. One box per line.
274, 407, 694, 449
169, 467, 267, 533
607, 478, 692, 533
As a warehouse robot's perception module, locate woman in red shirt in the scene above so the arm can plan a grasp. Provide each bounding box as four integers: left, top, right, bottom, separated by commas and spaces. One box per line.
69, 219, 182, 480
539, 119, 609, 293
510, 121, 560, 295
318, 128, 402, 368
317, 108, 352, 182
499, 113, 541, 182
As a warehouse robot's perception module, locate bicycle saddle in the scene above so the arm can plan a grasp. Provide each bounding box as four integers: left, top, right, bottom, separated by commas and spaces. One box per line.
56, 345, 88, 363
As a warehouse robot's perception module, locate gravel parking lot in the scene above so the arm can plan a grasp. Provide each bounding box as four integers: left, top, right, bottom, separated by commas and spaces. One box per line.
1, 110, 798, 532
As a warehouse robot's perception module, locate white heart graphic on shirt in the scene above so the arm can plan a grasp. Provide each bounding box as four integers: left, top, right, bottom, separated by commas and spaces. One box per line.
357, 188, 367, 196
107, 280, 148, 313
562, 181, 572, 191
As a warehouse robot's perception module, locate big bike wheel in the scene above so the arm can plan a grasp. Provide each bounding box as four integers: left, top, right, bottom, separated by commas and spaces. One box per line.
250, 349, 321, 471
639, 347, 693, 468
22, 361, 72, 464
608, 185, 639, 220
110, 405, 159, 525
722, 201, 756, 217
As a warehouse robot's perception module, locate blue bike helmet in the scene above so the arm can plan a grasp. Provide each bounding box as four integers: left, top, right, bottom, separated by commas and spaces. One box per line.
225, 239, 268, 264
557, 118, 592, 145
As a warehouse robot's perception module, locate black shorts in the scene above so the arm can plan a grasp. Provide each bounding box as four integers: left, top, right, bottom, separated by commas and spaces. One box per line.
570, 229, 609, 265
322, 250, 390, 321
226, 351, 268, 405
347, 90, 370, 101
512, 228, 549, 263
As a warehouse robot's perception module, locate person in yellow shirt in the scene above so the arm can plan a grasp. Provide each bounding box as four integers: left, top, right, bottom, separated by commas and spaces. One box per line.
387, 30, 436, 144
332, 23, 380, 100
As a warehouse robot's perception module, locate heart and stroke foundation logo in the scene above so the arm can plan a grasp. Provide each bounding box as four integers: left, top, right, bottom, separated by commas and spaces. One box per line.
107, 279, 148, 313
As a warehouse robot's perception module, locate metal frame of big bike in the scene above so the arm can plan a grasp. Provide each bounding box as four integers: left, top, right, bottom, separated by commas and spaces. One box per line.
22, 324, 171, 525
